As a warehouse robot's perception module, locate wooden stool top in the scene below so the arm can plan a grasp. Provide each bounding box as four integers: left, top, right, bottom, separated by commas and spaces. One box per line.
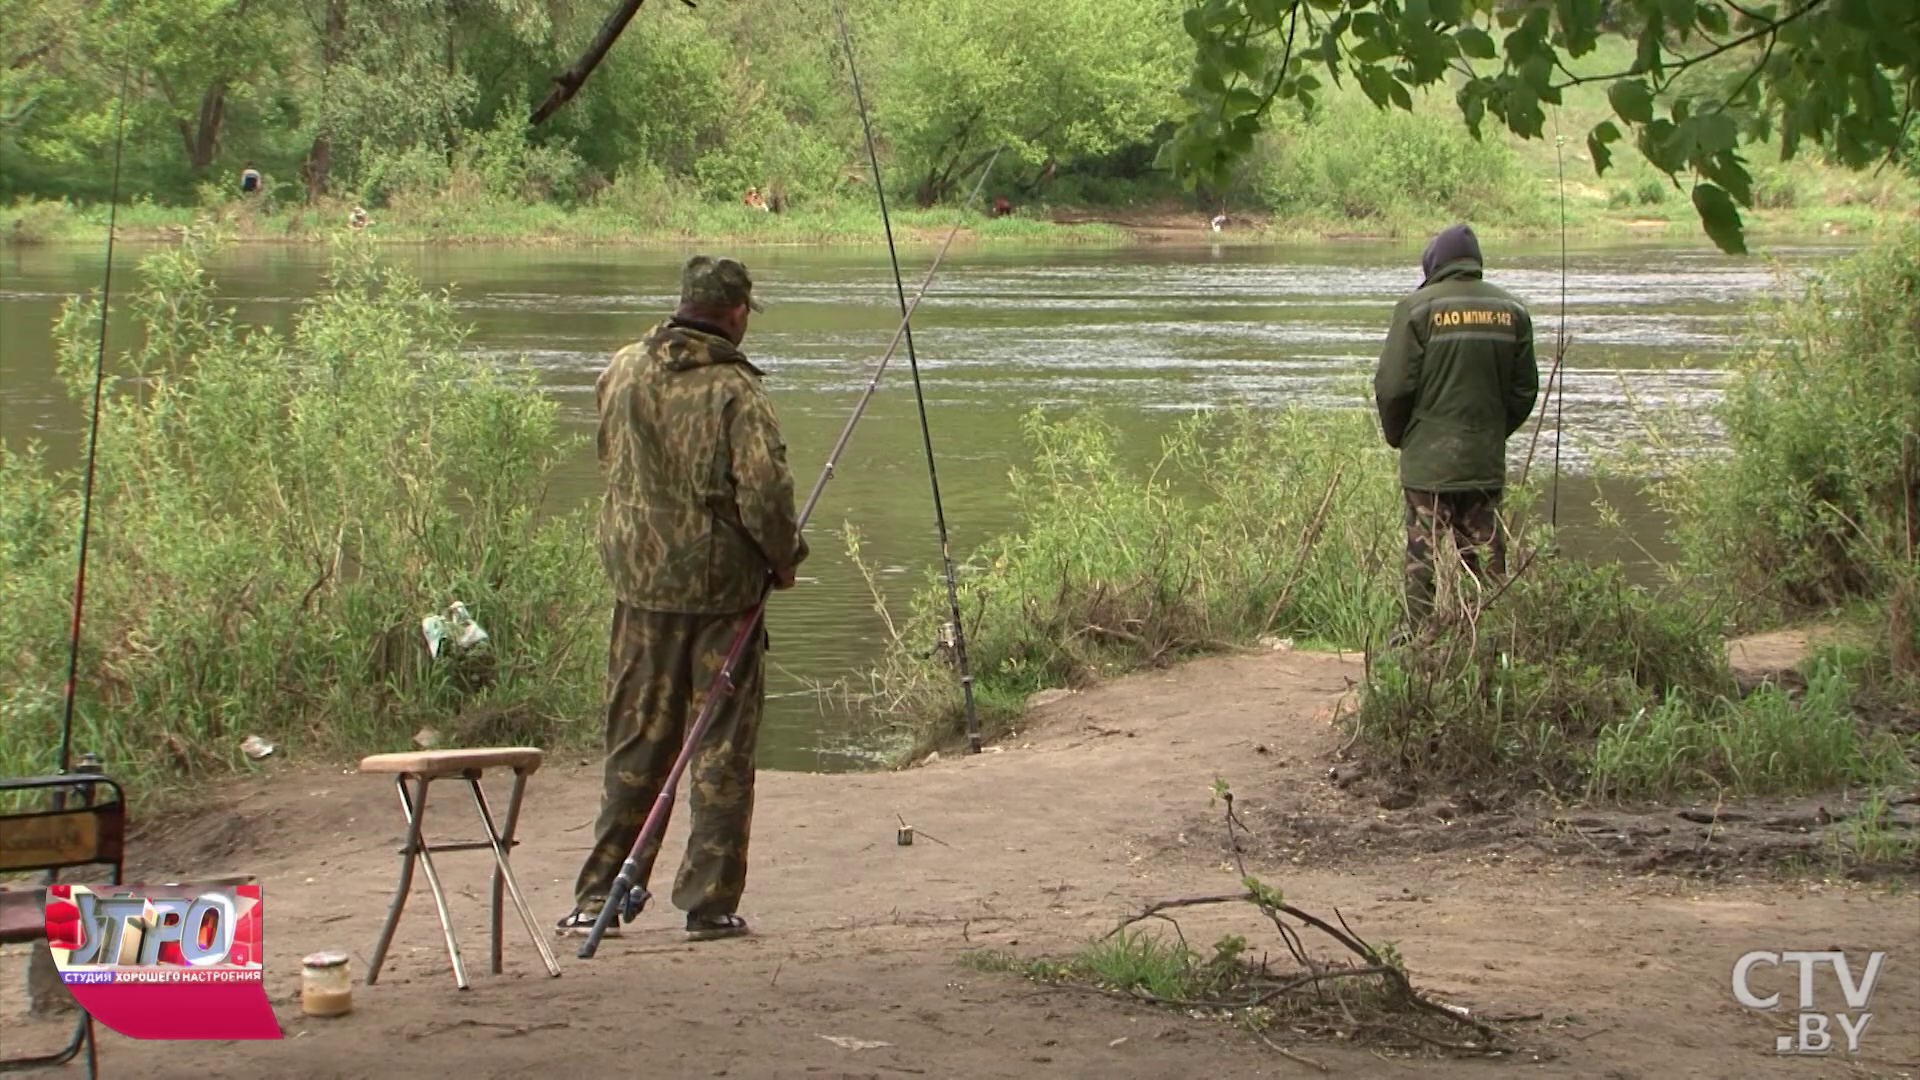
358, 747, 544, 778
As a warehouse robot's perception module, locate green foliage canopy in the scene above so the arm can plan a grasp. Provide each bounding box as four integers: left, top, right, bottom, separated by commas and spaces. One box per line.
1162, 0, 1920, 251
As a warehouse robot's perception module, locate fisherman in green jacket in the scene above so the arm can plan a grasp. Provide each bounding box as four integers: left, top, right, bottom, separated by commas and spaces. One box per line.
1373, 224, 1539, 630
559, 254, 809, 942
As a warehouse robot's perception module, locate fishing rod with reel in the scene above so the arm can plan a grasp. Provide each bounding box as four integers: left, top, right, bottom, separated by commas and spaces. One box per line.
576, 152, 1001, 960
50, 38, 135, 786
831, 0, 984, 755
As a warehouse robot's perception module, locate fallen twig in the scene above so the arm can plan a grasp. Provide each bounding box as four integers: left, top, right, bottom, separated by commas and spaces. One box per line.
1257, 1031, 1330, 1072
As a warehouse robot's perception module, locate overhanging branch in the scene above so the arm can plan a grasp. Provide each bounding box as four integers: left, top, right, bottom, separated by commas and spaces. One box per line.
530, 0, 695, 126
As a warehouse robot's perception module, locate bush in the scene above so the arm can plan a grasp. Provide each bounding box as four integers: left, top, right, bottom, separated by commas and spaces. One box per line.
845, 406, 1401, 759
1355, 553, 1911, 798
1357, 555, 1735, 790
0, 226, 608, 799
1659, 222, 1920, 618
1251, 94, 1546, 229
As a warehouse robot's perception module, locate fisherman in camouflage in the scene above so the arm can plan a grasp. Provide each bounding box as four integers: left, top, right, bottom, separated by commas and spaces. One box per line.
1373, 224, 1539, 631
557, 254, 809, 942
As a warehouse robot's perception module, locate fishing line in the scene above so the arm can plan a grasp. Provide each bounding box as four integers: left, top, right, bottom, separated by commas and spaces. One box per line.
832, 0, 983, 754
57, 37, 136, 777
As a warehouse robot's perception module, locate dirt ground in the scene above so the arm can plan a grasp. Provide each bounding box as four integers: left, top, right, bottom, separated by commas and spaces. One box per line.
5, 645, 1917, 1079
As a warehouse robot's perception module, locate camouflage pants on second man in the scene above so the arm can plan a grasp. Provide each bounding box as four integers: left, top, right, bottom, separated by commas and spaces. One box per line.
574, 602, 764, 919
1403, 488, 1506, 625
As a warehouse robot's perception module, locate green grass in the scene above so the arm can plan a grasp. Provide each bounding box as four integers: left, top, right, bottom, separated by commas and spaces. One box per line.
1588, 657, 1912, 800
962, 929, 1259, 1003
2, 191, 1133, 249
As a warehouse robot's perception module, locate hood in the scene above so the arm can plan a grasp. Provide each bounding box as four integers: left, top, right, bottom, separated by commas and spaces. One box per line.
1421, 224, 1483, 283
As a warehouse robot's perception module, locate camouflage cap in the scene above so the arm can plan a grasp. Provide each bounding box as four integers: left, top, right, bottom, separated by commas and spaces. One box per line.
680, 254, 766, 313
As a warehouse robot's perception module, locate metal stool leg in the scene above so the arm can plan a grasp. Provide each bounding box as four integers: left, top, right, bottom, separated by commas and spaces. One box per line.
368, 775, 470, 989
466, 770, 560, 978
402, 776, 470, 990
365, 775, 420, 986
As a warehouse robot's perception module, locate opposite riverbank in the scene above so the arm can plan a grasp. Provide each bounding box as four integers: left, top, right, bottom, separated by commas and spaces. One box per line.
4, 190, 1906, 251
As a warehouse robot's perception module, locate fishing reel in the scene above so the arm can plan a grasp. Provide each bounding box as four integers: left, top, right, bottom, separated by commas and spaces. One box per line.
931, 622, 961, 667
620, 884, 651, 924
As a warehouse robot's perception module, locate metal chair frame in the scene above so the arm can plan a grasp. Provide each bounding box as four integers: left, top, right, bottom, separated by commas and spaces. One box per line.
359, 752, 560, 990
0, 772, 126, 1078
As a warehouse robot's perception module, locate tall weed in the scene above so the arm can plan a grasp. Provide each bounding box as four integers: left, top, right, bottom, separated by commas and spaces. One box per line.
1660, 221, 1920, 615
0, 226, 607, 801
843, 407, 1401, 759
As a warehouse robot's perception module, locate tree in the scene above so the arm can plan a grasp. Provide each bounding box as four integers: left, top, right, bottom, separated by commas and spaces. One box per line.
1161, 0, 1920, 252
865, 0, 1186, 206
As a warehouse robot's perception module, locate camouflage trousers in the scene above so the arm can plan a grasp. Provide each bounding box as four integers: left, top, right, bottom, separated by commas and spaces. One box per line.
573, 602, 764, 919
1403, 488, 1506, 625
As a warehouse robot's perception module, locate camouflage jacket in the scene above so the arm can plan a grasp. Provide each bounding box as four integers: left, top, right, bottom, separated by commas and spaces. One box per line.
595, 319, 809, 614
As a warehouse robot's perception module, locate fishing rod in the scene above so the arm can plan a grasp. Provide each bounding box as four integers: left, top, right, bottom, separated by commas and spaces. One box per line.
56, 36, 136, 779
832, 0, 983, 755
1518, 131, 1572, 512
577, 150, 1002, 960
1551, 129, 1568, 529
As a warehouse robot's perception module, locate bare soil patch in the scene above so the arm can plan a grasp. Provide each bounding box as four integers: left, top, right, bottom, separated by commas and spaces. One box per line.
4, 644, 1916, 1078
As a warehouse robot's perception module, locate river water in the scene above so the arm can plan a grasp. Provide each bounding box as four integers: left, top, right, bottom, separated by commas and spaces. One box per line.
0, 237, 1854, 769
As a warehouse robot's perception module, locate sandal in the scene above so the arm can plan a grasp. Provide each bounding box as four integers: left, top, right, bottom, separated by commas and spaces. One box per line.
685, 913, 750, 942
556, 888, 647, 938
555, 909, 619, 938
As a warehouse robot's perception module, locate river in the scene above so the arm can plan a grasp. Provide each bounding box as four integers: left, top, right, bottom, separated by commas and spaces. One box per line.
0, 236, 1855, 770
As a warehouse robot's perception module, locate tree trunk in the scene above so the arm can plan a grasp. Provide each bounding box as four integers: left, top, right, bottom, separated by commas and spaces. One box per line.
176, 82, 227, 171
303, 138, 332, 202
303, 0, 348, 202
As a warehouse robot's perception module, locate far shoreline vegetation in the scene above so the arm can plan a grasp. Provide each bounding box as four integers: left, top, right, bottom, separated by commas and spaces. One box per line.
3, 187, 1905, 250
5, 12, 1912, 253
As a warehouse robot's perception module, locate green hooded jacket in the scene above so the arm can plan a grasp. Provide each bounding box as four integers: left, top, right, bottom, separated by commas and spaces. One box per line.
1372, 258, 1540, 492
595, 319, 809, 614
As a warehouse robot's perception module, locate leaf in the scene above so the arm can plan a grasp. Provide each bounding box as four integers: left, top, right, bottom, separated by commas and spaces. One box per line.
1247, 0, 1285, 25
1608, 79, 1654, 125
1587, 119, 1621, 175
1704, 151, 1754, 206
1355, 64, 1397, 109
1389, 80, 1413, 111
1456, 27, 1497, 59
1225, 44, 1267, 79
1690, 111, 1739, 157
1634, 13, 1666, 74
1403, 0, 1432, 23
1457, 82, 1487, 135
1556, 0, 1605, 55
1351, 28, 1396, 63
1692, 182, 1748, 255
1221, 87, 1264, 118
1696, 2, 1730, 36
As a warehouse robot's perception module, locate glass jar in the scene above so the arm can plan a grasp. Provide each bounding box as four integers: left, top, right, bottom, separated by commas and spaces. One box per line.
300, 951, 353, 1018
